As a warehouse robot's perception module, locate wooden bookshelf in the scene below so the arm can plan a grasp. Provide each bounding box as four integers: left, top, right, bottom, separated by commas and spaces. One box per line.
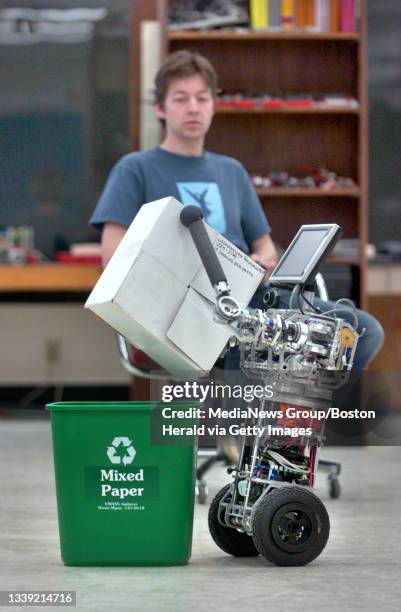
131, 0, 368, 307
215, 107, 360, 114
167, 31, 360, 41
255, 187, 360, 197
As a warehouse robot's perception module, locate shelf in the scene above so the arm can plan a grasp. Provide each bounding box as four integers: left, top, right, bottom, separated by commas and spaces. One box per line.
134, 0, 368, 308
215, 106, 359, 115
0, 264, 102, 293
256, 187, 360, 197
168, 31, 360, 41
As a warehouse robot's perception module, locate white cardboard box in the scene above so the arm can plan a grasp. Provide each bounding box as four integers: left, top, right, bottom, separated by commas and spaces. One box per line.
85, 197, 264, 376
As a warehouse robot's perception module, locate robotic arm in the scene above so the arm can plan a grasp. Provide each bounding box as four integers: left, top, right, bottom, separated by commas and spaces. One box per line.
180, 206, 359, 400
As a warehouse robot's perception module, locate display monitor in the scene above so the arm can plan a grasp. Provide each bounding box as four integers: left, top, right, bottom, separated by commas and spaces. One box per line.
269, 224, 342, 286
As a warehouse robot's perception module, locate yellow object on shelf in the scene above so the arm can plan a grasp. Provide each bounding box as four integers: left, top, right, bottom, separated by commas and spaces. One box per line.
250, 0, 269, 30
281, 0, 295, 29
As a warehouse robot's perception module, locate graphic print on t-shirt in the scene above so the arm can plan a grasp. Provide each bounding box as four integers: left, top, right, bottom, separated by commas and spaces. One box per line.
176, 182, 226, 234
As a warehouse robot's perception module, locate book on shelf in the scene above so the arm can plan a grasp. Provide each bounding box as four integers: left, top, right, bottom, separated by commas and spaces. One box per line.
340, 0, 355, 32
280, 0, 295, 30
314, 0, 329, 32
305, 0, 316, 27
168, 0, 357, 34
247, 0, 356, 34
313, 0, 357, 33
296, 0, 315, 28
250, 0, 269, 30
269, 0, 281, 28
314, 0, 357, 33
329, 0, 340, 32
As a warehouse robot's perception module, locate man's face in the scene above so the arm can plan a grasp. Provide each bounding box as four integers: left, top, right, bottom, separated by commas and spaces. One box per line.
156, 73, 215, 143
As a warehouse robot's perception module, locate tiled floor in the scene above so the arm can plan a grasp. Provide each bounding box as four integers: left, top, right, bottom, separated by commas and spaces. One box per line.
1, 418, 400, 612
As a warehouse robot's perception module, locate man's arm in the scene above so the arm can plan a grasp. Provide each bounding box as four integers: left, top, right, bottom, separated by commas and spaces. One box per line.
101, 222, 128, 267
250, 234, 279, 282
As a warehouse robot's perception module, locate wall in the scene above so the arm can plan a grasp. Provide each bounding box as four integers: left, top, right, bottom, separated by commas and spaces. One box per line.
0, 304, 130, 385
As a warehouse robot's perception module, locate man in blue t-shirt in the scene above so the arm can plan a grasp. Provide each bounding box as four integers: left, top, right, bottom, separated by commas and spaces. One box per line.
90, 50, 278, 274
90, 50, 383, 369
91, 146, 272, 261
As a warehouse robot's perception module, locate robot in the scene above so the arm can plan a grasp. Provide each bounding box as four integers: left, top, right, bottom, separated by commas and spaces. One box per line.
180, 206, 360, 566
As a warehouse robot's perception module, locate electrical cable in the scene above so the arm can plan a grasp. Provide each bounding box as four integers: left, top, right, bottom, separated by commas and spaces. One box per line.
296, 289, 305, 315
322, 298, 359, 329
267, 449, 309, 474
300, 291, 322, 313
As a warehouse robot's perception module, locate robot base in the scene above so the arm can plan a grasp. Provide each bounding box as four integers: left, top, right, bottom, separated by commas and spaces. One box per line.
209, 481, 330, 566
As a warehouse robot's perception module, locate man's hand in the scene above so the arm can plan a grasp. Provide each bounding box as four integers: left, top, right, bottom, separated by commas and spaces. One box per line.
249, 234, 279, 283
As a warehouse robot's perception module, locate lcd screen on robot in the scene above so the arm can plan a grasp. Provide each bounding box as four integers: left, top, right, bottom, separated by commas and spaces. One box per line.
269, 224, 342, 286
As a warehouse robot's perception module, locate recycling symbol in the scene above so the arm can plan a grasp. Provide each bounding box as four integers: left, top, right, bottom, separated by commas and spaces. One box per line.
107, 437, 136, 466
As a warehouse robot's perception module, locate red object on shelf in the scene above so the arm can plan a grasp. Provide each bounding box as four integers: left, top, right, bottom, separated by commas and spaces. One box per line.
232, 98, 257, 108
56, 252, 102, 264
262, 99, 284, 108
284, 98, 314, 108
340, 0, 355, 32
216, 98, 257, 109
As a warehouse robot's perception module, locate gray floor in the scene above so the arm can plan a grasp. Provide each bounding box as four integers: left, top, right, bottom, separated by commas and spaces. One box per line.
1, 419, 401, 612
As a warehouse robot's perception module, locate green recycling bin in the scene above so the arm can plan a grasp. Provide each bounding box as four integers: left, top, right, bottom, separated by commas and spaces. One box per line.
46, 401, 197, 566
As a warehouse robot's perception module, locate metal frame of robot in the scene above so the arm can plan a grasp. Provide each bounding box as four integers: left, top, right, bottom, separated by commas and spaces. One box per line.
180, 208, 359, 540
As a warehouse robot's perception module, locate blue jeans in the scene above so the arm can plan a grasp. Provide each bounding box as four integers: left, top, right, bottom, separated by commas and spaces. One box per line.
309, 297, 384, 369
226, 286, 384, 371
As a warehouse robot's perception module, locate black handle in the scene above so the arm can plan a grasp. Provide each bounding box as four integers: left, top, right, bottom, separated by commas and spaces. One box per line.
180, 205, 228, 289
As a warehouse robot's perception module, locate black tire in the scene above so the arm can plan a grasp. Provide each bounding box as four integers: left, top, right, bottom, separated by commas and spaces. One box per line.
329, 477, 341, 499
208, 484, 259, 557
252, 486, 330, 566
